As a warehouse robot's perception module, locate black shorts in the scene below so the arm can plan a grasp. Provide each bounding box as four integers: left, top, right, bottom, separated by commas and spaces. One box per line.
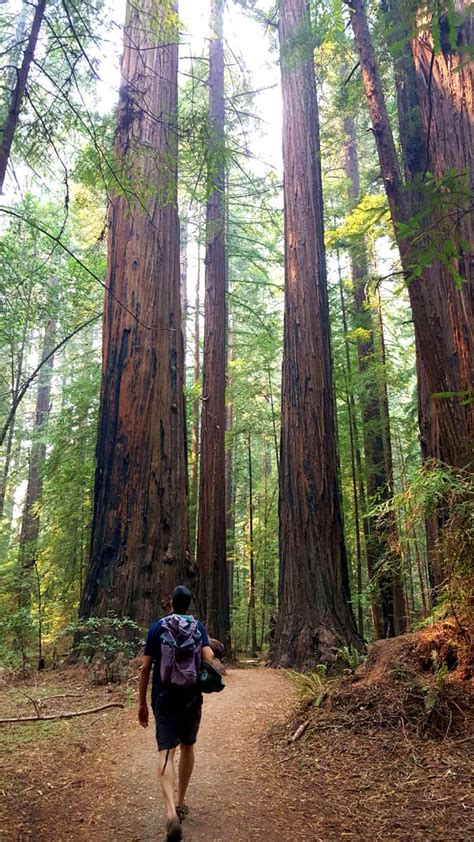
152, 688, 203, 751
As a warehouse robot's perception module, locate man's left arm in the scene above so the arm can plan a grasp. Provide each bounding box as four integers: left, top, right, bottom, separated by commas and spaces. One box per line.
201, 645, 215, 663
200, 622, 215, 664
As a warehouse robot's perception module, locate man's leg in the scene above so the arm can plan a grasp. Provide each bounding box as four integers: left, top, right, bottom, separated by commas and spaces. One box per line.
158, 747, 178, 821
177, 743, 195, 808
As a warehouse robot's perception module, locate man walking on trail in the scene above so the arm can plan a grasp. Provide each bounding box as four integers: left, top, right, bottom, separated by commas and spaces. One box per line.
138, 585, 214, 842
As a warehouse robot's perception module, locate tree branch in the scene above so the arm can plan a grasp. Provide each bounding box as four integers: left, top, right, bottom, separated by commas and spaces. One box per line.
0, 313, 101, 447
0, 702, 124, 724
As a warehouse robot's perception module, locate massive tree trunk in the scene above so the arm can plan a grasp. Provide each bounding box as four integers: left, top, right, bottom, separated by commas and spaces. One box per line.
392, 0, 473, 577
80, 0, 189, 627
270, 0, 360, 668
189, 231, 201, 556
348, 0, 473, 476
0, 0, 46, 193
348, 0, 473, 590
18, 316, 56, 601
343, 117, 406, 637
196, 0, 230, 646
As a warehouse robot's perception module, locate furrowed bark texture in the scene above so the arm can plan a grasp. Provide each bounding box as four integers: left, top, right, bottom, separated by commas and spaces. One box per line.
80, 0, 189, 627
196, 0, 230, 646
270, 0, 360, 668
409, 2, 474, 467
189, 234, 201, 556
0, 0, 46, 193
348, 0, 473, 487
344, 117, 406, 637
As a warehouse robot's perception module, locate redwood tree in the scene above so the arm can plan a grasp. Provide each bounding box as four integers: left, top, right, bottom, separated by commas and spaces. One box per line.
196, 0, 230, 645
80, 0, 189, 627
348, 0, 473, 473
270, 0, 360, 668
348, 0, 473, 586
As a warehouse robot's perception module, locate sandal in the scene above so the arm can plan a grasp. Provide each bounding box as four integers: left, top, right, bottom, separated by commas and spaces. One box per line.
166, 818, 182, 841
176, 805, 189, 823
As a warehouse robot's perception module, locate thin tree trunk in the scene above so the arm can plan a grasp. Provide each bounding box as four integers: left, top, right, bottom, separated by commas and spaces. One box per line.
336, 255, 365, 638
80, 0, 189, 626
396, 427, 429, 617
180, 215, 188, 338
270, 0, 361, 668
225, 318, 235, 613
196, 0, 230, 645
0, 306, 30, 521
374, 286, 406, 633
0, 422, 15, 524
260, 438, 273, 647
0, 0, 46, 193
247, 433, 257, 655
18, 316, 56, 605
267, 367, 280, 479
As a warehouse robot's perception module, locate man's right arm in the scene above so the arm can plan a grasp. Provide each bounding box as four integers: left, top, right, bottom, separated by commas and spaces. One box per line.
138, 655, 153, 727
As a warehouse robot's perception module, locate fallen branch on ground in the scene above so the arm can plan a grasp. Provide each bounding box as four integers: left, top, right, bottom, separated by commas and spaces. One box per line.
0, 702, 124, 724
290, 719, 310, 742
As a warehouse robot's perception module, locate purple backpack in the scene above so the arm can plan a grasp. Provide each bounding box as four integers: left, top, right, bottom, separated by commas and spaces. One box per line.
160, 614, 202, 687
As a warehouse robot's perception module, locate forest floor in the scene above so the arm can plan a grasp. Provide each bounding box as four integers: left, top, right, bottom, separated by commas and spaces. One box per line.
0, 663, 472, 841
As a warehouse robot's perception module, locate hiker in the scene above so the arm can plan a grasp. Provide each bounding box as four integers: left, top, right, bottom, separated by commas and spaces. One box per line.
138, 585, 215, 842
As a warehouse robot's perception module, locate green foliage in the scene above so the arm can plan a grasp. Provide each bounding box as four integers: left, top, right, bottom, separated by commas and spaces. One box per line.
66, 616, 143, 683
286, 664, 328, 706
0, 607, 36, 674
396, 170, 472, 288
334, 645, 367, 671
375, 460, 473, 614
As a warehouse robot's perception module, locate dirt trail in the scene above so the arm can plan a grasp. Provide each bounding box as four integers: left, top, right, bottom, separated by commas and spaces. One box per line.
3, 669, 304, 842
138, 667, 299, 841
3, 665, 470, 841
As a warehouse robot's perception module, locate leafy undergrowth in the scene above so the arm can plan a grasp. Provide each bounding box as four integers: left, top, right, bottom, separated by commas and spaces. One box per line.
268, 619, 472, 840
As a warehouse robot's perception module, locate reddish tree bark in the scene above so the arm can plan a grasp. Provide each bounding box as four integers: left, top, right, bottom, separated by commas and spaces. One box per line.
196, 0, 230, 645
270, 0, 361, 668
189, 230, 201, 556
80, 0, 189, 627
348, 0, 473, 588
0, 0, 46, 193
